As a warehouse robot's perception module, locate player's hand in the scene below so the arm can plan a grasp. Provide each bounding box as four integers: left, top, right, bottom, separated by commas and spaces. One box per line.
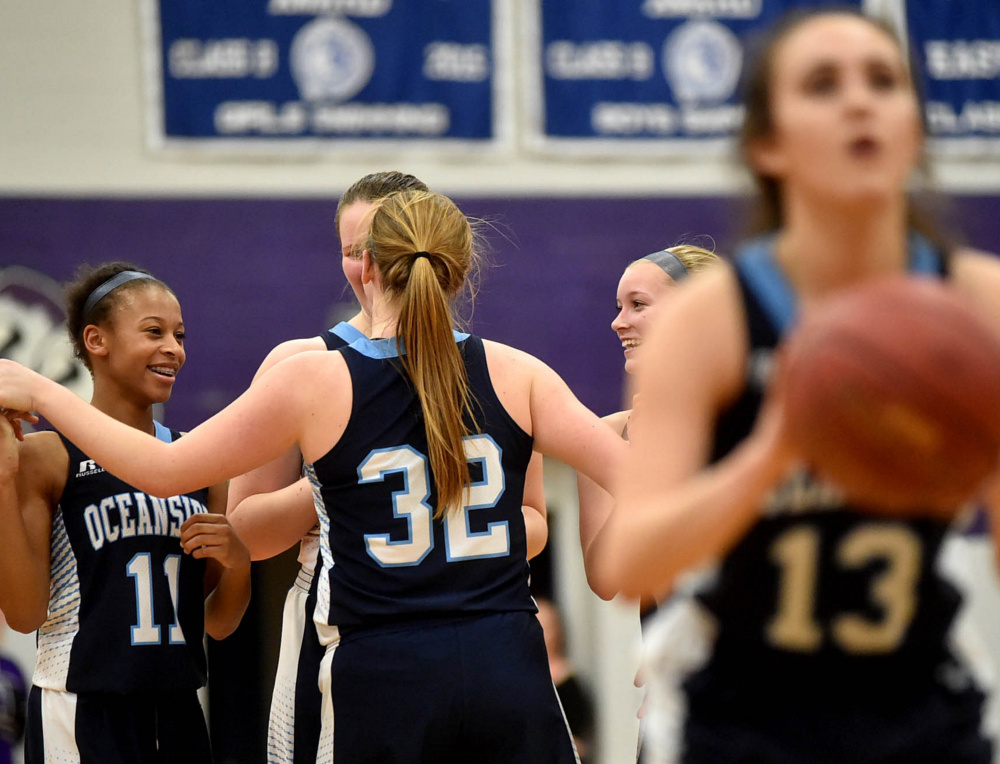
0, 407, 38, 442
180, 513, 251, 571
0, 360, 42, 418
753, 346, 800, 471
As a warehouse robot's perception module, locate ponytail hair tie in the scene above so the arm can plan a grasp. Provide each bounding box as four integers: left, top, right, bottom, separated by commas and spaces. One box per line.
413, 251, 431, 260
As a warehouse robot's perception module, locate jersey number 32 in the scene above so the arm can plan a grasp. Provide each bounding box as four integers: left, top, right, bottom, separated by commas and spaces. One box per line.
360, 435, 510, 567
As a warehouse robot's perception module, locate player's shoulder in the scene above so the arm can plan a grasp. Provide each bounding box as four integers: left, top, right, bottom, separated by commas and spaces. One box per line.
255, 337, 329, 380
481, 338, 544, 368
952, 247, 1000, 280
22, 429, 67, 464
20, 430, 70, 496
951, 246, 1000, 300
951, 247, 1000, 337
481, 339, 563, 391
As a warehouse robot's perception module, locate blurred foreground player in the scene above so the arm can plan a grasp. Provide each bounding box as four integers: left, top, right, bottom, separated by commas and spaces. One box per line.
596, 8, 1000, 763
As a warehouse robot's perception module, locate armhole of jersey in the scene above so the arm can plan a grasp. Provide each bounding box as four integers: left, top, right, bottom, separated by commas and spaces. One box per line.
48, 432, 73, 503
908, 232, 949, 278
734, 243, 797, 337
465, 336, 533, 444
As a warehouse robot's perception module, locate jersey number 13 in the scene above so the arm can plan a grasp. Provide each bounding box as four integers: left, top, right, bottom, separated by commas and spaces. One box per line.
767, 523, 922, 654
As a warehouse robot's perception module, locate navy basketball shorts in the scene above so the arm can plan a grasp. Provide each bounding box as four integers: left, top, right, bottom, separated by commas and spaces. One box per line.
319, 610, 579, 764
25, 685, 212, 764
268, 568, 324, 764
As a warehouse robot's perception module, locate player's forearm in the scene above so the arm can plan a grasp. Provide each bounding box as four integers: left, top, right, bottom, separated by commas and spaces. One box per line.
229, 479, 318, 561
225, 451, 303, 514
204, 563, 251, 640
596, 432, 788, 599
0, 482, 49, 631
523, 505, 548, 560
577, 473, 617, 600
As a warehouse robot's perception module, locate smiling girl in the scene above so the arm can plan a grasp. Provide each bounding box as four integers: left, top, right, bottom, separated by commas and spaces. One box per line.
0, 262, 249, 764
577, 245, 718, 600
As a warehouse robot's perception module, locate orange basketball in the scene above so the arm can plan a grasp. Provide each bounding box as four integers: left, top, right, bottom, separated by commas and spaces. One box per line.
778, 276, 1000, 518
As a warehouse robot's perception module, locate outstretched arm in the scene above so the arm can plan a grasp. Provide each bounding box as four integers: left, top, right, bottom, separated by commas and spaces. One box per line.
0, 352, 350, 498
525, 361, 627, 498
481, 340, 627, 584
226, 338, 326, 514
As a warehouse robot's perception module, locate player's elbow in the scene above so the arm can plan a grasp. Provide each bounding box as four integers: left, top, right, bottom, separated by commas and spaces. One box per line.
584, 548, 620, 601
4, 601, 48, 633
205, 619, 235, 641
205, 608, 246, 641
586, 537, 660, 603
587, 570, 618, 602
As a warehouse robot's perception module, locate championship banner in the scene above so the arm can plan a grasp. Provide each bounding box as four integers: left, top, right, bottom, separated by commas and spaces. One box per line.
905, 0, 1000, 155
523, 0, 861, 155
142, 0, 508, 152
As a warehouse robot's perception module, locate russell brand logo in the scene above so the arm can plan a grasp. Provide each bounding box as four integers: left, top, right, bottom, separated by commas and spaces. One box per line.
77, 459, 105, 477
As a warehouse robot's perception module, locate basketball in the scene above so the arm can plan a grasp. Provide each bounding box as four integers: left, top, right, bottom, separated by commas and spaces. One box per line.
778, 276, 1000, 518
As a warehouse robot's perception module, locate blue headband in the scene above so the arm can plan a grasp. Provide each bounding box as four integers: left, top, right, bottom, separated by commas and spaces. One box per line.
641, 249, 689, 282
83, 271, 157, 317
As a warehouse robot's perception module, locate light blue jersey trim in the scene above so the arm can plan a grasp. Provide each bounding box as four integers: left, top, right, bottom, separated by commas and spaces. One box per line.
735, 237, 798, 334
346, 331, 471, 360
153, 421, 173, 443
737, 233, 943, 335
908, 233, 942, 275
328, 322, 366, 345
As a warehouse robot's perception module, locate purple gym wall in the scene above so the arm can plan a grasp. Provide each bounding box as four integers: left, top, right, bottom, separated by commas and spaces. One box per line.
2, 195, 996, 430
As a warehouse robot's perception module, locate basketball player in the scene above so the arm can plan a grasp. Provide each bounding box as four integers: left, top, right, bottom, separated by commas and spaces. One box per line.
0, 262, 250, 763
577, 245, 719, 601
0, 190, 622, 762
594, 8, 1000, 763
225, 172, 549, 763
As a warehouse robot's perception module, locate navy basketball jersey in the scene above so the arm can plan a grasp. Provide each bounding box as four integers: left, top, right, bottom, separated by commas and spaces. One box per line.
689, 234, 970, 696
307, 333, 535, 629
35, 424, 209, 694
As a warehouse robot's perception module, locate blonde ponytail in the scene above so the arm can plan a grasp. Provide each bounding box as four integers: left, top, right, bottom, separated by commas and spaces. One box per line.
368, 191, 479, 518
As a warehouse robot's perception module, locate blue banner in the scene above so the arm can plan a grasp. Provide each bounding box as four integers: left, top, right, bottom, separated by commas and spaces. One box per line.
906, 0, 1000, 155
525, 0, 860, 154
144, 0, 502, 149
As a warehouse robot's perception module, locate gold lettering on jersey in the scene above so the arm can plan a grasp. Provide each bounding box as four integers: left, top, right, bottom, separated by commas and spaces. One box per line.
762, 468, 845, 517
